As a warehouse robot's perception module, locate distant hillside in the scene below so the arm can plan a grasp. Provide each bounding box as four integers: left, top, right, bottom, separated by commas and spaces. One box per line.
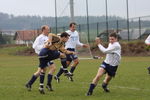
0, 12, 123, 30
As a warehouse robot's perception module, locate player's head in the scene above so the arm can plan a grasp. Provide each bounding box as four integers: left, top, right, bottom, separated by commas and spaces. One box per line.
41, 25, 50, 35
69, 22, 77, 32
60, 32, 70, 42
109, 32, 119, 44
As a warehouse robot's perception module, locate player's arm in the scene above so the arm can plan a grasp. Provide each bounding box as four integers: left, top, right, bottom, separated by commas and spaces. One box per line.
32, 37, 44, 51
44, 33, 59, 48
95, 37, 117, 53
59, 45, 76, 55
76, 33, 88, 48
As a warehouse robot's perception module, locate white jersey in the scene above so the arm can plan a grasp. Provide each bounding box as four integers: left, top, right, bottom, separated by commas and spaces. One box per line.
98, 42, 121, 66
32, 34, 48, 54
65, 30, 83, 49
145, 35, 150, 45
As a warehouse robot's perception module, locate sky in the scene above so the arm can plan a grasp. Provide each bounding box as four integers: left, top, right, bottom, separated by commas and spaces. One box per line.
0, 0, 150, 18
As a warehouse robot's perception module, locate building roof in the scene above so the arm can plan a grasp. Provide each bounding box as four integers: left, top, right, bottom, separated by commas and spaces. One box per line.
14, 30, 41, 41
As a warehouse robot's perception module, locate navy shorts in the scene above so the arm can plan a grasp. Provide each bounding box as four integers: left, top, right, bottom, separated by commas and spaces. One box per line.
100, 61, 118, 77
39, 48, 60, 68
66, 48, 78, 62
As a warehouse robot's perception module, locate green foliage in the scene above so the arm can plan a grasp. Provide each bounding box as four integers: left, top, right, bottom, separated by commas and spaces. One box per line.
0, 55, 150, 100
0, 32, 6, 44
0, 12, 123, 30
0, 46, 30, 55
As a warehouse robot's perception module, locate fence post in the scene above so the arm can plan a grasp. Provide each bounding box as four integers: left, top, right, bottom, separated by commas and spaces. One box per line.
116, 20, 119, 33
78, 24, 81, 33
97, 22, 99, 36
139, 17, 141, 40
63, 27, 65, 32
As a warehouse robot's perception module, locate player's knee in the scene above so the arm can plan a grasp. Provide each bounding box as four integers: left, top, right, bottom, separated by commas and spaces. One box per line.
34, 69, 42, 76
34, 72, 40, 77
51, 66, 56, 72
74, 60, 79, 65
95, 75, 101, 81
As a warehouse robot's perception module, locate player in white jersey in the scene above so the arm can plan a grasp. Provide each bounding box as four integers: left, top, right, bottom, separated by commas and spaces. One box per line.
54, 22, 88, 82
145, 35, 150, 74
86, 32, 121, 96
25, 25, 55, 91
145, 35, 150, 46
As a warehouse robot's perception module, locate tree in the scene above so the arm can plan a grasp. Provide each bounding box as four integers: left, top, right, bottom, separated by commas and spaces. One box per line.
0, 32, 6, 44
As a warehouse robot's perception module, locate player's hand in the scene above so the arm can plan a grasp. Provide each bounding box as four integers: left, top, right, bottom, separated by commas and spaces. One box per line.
72, 52, 76, 55
82, 44, 89, 48
44, 42, 51, 48
95, 37, 101, 45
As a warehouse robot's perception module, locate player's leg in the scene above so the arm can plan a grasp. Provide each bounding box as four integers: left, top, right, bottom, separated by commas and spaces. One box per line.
102, 74, 112, 92
38, 56, 50, 94
86, 67, 105, 96
39, 67, 47, 94
70, 58, 79, 73
46, 62, 56, 91
54, 53, 71, 83
147, 66, 150, 74
25, 68, 41, 91
101, 65, 118, 92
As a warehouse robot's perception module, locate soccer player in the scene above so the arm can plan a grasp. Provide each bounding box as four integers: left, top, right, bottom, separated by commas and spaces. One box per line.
145, 35, 150, 74
54, 22, 88, 82
86, 32, 121, 96
25, 25, 55, 91
145, 35, 150, 46
38, 32, 75, 94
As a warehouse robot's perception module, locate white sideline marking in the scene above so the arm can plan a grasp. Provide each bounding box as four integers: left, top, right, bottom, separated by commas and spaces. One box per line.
79, 58, 93, 60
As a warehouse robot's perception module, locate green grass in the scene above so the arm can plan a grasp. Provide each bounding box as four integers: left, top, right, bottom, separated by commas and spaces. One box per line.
0, 54, 150, 100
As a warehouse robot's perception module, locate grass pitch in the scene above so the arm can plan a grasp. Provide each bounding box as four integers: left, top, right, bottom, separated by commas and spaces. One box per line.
0, 54, 150, 100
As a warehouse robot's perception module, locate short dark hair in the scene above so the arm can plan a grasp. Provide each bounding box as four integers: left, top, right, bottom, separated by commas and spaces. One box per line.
69, 22, 77, 27
60, 32, 70, 37
109, 32, 119, 39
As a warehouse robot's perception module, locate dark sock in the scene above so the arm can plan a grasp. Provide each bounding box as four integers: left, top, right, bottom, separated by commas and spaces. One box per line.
47, 74, 53, 85
61, 58, 67, 68
63, 68, 69, 74
56, 67, 64, 77
27, 75, 38, 86
102, 82, 108, 88
40, 72, 45, 88
88, 84, 96, 93
70, 66, 76, 73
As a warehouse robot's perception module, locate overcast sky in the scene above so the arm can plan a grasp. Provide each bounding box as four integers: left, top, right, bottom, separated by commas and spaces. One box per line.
0, 0, 150, 18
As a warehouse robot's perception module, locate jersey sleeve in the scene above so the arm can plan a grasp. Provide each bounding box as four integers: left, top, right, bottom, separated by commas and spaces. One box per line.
32, 37, 44, 51
76, 32, 83, 46
98, 44, 119, 54
145, 35, 150, 45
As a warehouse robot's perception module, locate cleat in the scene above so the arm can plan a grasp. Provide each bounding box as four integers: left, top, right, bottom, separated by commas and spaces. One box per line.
25, 84, 31, 91
39, 87, 45, 94
102, 85, 110, 92
68, 76, 74, 82
54, 75, 60, 83
64, 72, 73, 77
46, 84, 53, 91
86, 92, 92, 96
147, 67, 150, 74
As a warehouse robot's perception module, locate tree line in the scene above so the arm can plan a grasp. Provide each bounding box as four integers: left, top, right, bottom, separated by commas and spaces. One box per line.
0, 12, 123, 30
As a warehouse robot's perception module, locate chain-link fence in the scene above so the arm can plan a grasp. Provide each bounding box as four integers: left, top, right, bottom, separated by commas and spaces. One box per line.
1, 15, 150, 45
